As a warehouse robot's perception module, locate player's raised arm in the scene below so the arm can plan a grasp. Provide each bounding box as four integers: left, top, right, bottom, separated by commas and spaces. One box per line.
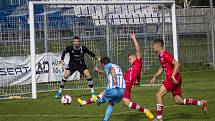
130, 33, 141, 59
150, 67, 163, 85
83, 46, 101, 61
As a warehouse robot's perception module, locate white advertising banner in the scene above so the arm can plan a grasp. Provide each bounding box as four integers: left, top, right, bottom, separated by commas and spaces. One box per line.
0, 53, 80, 86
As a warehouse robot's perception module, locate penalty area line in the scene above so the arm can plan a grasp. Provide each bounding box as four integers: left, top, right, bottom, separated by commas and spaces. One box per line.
0, 99, 214, 117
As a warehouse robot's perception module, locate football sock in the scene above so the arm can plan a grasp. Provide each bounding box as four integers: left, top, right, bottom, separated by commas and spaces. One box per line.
90, 88, 95, 94
59, 78, 66, 93
58, 88, 62, 93
83, 98, 93, 105
103, 104, 113, 121
87, 77, 94, 93
183, 98, 202, 106
156, 104, 164, 119
82, 95, 102, 105
128, 102, 146, 113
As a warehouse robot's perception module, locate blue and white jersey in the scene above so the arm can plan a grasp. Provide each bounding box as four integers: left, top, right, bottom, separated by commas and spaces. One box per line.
104, 63, 126, 89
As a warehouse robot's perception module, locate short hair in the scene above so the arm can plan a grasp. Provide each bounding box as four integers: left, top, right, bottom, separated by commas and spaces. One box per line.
153, 38, 164, 47
73, 36, 80, 40
128, 54, 136, 58
100, 57, 111, 65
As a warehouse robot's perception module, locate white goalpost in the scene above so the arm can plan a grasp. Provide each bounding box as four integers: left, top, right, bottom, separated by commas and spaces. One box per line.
0, 0, 179, 99
28, 0, 178, 99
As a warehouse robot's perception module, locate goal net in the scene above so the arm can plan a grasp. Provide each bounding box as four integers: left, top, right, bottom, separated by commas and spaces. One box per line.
0, 0, 178, 99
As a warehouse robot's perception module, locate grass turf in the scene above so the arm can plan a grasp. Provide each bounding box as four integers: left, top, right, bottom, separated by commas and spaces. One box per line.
0, 70, 215, 121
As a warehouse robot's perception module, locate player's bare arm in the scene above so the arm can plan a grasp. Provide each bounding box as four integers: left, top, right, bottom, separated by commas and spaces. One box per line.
94, 67, 105, 75
110, 67, 117, 85
130, 33, 141, 59
171, 60, 180, 84
150, 67, 163, 85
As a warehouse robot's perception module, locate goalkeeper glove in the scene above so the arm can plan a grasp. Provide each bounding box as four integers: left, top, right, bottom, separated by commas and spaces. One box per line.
58, 60, 64, 69
96, 56, 101, 61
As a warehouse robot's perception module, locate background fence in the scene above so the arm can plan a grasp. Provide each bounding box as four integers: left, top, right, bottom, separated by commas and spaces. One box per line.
0, 0, 214, 97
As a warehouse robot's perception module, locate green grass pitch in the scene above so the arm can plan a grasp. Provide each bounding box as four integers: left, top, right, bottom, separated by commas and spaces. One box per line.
0, 70, 215, 121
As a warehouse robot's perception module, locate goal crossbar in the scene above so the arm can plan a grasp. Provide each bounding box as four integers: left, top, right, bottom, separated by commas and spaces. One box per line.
29, 0, 178, 99
30, 1, 175, 5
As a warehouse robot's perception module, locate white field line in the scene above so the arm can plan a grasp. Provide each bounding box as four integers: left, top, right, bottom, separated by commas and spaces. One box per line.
0, 99, 214, 117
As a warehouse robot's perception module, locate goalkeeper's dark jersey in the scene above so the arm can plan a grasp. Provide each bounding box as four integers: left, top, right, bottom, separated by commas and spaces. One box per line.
61, 45, 96, 66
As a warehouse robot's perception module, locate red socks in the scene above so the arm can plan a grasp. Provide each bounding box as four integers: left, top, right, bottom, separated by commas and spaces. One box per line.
156, 104, 164, 119
128, 102, 145, 112
183, 98, 201, 105
83, 95, 102, 105
155, 99, 202, 119
84, 98, 94, 104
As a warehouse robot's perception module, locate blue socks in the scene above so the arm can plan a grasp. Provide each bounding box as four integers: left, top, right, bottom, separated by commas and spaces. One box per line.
103, 104, 113, 121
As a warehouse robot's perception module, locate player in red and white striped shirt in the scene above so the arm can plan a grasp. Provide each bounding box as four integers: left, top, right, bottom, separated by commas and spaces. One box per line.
150, 39, 208, 121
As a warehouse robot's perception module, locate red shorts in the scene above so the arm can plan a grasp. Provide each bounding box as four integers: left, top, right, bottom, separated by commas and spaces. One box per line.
162, 76, 182, 97
123, 82, 132, 100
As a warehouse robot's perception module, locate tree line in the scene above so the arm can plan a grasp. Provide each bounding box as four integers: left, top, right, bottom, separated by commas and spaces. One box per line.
176, 0, 213, 8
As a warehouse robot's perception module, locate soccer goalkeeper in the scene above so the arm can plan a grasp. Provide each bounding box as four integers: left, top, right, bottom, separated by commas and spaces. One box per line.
55, 36, 100, 98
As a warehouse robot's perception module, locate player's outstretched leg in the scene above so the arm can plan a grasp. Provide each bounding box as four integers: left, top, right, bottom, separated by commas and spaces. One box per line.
55, 78, 66, 99
123, 98, 154, 119
183, 98, 208, 113
103, 104, 113, 121
77, 95, 102, 106
77, 98, 93, 106
128, 102, 154, 119
94, 95, 106, 105
174, 96, 208, 114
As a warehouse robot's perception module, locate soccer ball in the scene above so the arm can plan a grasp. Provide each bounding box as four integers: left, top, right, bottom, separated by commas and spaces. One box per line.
61, 95, 72, 105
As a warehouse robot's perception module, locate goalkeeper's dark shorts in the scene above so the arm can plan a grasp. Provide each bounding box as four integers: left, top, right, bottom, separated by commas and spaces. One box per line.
65, 63, 88, 75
